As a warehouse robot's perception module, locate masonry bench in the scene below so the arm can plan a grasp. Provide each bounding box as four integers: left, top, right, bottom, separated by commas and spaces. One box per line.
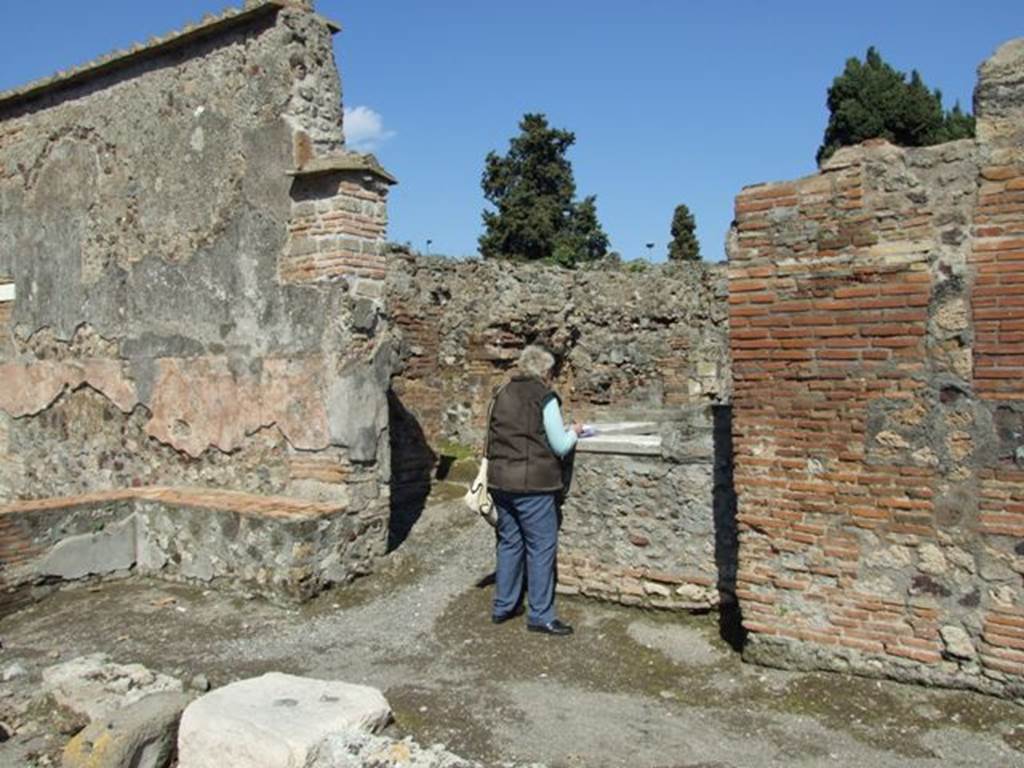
0, 486, 385, 610
555, 407, 736, 612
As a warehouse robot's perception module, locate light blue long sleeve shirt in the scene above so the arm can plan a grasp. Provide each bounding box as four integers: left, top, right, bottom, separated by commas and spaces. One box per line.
542, 397, 577, 458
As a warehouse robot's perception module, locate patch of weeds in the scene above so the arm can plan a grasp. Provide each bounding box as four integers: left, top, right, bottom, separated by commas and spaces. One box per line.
437, 440, 476, 462
756, 672, 1024, 759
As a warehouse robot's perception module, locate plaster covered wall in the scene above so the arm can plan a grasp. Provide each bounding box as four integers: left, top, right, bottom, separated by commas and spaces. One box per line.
727, 39, 1024, 699
0, 2, 395, 588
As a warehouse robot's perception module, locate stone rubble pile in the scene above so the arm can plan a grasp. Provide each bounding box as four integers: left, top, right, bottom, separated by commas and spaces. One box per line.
1, 654, 518, 768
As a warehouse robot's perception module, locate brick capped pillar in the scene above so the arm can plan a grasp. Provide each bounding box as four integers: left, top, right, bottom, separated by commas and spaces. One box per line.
280, 153, 397, 298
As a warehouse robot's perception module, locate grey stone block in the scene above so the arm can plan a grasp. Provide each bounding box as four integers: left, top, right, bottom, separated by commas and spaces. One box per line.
35, 514, 137, 580
63, 691, 190, 768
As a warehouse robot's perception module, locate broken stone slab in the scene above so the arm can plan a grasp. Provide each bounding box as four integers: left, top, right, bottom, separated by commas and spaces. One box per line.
176, 673, 391, 768
42, 654, 183, 724
575, 433, 661, 456
34, 514, 137, 580
326, 364, 388, 462
62, 691, 191, 768
306, 727, 495, 768
584, 421, 659, 436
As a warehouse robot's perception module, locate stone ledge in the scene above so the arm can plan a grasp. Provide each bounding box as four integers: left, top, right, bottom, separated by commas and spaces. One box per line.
0, 485, 345, 521
575, 421, 662, 456
288, 153, 398, 185
576, 434, 662, 456
0, 1, 327, 115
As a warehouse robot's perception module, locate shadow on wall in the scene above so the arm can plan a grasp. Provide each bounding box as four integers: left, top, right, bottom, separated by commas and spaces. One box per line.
387, 390, 436, 551
713, 404, 745, 652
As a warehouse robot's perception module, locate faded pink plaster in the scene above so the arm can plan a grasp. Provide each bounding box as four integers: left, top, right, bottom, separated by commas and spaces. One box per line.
144, 356, 330, 457
0, 360, 139, 417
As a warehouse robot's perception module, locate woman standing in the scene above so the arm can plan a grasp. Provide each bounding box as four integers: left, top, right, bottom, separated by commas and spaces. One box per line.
486, 345, 582, 636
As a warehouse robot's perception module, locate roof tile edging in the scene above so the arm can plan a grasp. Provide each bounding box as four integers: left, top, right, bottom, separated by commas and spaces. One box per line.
0, 1, 338, 115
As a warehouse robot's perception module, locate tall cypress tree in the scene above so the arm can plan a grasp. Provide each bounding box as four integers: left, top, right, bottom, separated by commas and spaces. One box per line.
480, 113, 608, 266
667, 204, 701, 262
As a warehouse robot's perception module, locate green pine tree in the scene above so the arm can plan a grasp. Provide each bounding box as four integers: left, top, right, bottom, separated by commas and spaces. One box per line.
817, 47, 975, 164
667, 204, 701, 262
480, 113, 608, 266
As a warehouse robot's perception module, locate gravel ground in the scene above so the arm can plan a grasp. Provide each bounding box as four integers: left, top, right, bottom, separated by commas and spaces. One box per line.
1, 498, 1022, 767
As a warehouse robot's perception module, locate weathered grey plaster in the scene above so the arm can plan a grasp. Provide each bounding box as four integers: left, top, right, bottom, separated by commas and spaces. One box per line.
35, 514, 137, 580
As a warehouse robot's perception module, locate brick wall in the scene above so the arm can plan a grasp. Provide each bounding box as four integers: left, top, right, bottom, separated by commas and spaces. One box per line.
727, 39, 1024, 699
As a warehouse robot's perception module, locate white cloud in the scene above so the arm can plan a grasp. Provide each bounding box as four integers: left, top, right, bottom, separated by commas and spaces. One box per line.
344, 105, 396, 152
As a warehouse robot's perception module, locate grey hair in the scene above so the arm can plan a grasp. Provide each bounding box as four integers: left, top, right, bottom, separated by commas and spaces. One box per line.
517, 345, 556, 379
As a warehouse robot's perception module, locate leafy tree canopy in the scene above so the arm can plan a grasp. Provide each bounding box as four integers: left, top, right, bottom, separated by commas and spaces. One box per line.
817, 47, 975, 164
480, 113, 608, 267
667, 203, 701, 262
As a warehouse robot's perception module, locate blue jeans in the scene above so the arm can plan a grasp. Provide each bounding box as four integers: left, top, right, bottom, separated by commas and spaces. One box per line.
492, 490, 558, 625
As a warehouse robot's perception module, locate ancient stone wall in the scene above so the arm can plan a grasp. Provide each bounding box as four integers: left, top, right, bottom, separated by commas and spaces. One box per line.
728, 39, 1024, 699
387, 255, 733, 609
0, 2, 396, 594
388, 255, 729, 442
0, 487, 378, 610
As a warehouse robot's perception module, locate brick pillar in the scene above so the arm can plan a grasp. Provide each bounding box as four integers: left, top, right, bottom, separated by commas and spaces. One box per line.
280, 154, 396, 298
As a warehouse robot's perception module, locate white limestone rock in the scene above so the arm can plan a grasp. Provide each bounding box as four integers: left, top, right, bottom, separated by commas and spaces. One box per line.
306, 728, 483, 768
42, 654, 183, 723
917, 543, 948, 576
177, 673, 391, 768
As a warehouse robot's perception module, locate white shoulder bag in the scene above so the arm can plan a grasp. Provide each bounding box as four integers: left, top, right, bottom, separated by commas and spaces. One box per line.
464, 389, 500, 527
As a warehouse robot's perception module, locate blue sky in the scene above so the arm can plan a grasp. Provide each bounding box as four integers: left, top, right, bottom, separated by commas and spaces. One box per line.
1, 2, 1021, 261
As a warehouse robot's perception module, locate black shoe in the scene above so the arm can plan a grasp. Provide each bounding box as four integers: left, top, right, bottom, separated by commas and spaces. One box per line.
491, 606, 524, 624
527, 619, 574, 636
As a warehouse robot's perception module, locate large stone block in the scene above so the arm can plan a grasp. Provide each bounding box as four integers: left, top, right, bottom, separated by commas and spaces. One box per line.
62, 692, 191, 768
177, 673, 391, 768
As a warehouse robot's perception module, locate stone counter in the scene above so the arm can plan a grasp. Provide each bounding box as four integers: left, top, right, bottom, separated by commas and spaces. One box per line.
556, 406, 736, 611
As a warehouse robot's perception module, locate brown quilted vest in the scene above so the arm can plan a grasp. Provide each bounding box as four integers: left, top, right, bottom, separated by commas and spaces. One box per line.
486, 376, 564, 493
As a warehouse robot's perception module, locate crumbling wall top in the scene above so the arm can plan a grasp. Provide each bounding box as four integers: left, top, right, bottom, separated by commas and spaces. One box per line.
975, 38, 1024, 145
0, 0, 339, 117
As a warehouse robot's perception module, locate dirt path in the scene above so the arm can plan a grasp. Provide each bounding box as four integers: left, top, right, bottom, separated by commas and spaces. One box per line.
1, 500, 1022, 767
